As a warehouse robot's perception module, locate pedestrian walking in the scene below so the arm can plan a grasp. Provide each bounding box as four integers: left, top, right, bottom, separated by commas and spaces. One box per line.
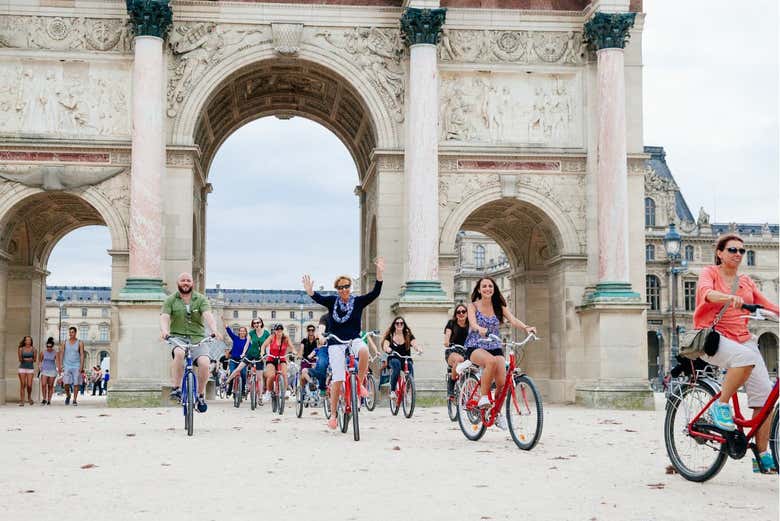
17, 335, 36, 406
58, 326, 85, 406
39, 337, 57, 405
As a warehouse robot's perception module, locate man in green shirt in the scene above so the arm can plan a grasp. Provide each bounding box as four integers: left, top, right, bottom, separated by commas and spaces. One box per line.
160, 272, 222, 412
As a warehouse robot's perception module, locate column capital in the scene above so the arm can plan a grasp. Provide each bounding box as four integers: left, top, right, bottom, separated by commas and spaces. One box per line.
400, 7, 447, 47
125, 0, 173, 39
584, 12, 636, 51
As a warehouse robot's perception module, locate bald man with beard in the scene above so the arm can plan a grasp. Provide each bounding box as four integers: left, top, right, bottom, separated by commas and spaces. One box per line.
160, 273, 223, 412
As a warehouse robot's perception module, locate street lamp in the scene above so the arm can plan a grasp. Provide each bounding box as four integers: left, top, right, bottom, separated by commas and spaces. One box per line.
662, 223, 687, 368
56, 289, 66, 344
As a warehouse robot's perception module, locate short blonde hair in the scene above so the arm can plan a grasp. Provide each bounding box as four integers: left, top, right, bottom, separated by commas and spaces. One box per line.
333, 275, 352, 289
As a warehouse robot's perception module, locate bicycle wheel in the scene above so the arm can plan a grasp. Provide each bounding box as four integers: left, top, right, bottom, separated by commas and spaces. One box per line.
664, 381, 728, 482
447, 379, 459, 422
185, 372, 195, 437
457, 373, 486, 441
337, 395, 349, 433
323, 389, 332, 419
402, 374, 416, 418
506, 374, 543, 450
350, 374, 360, 441
250, 375, 257, 411
277, 374, 286, 415
365, 374, 377, 412
296, 379, 304, 418
770, 405, 779, 470
217, 381, 225, 399
389, 384, 400, 416
233, 378, 241, 408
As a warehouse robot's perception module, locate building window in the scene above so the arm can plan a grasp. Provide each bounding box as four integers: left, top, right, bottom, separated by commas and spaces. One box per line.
645, 244, 655, 261
81, 307, 88, 318
101, 308, 109, 318
747, 250, 756, 266
474, 245, 485, 269
645, 198, 656, 227
271, 311, 276, 319
308, 311, 313, 319
79, 324, 89, 340
684, 245, 694, 262
289, 325, 297, 342
60, 325, 68, 342
646, 275, 661, 311
99, 324, 109, 342
290, 311, 296, 319
684, 281, 696, 311
232, 310, 238, 319
252, 310, 257, 319
62, 307, 69, 318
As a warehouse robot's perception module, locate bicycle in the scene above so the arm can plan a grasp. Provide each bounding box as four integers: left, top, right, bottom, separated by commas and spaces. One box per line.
244, 358, 263, 411
327, 334, 361, 441
446, 344, 466, 422
664, 304, 779, 482
295, 355, 323, 418
456, 333, 543, 450
387, 350, 418, 419
217, 370, 227, 399
167, 336, 213, 437
266, 354, 287, 415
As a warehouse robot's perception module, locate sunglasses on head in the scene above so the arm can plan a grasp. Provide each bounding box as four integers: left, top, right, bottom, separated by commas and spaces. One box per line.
336, 284, 351, 290
725, 247, 746, 255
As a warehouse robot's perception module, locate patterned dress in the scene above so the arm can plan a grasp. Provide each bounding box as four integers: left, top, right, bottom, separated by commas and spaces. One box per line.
464, 308, 503, 358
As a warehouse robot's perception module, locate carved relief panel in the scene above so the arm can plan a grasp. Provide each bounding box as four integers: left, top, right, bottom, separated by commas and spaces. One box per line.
439, 72, 583, 147
439, 29, 586, 66
0, 59, 131, 139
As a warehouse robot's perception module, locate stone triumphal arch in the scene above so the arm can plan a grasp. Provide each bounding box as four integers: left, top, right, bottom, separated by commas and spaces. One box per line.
0, 0, 651, 408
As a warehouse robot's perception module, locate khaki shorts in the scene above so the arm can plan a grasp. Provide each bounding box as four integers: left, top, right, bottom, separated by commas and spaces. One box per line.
701, 335, 772, 408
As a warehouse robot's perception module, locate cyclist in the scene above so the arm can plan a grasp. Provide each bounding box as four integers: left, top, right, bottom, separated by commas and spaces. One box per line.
261, 324, 291, 403
224, 325, 251, 395
464, 277, 536, 429
381, 317, 423, 402
297, 324, 320, 393
302, 257, 384, 429
693, 234, 779, 472
443, 304, 469, 397
160, 272, 222, 413
309, 313, 331, 397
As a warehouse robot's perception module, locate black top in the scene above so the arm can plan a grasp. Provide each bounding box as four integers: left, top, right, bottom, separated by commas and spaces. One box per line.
300, 338, 318, 359
445, 319, 468, 347
218, 354, 229, 371
311, 280, 382, 346
388, 335, 415, 357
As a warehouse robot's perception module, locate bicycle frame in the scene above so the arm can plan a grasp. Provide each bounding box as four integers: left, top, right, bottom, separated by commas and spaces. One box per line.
180, 345, 197, 411
687, 379, 779, 444
389, 353, 413, 408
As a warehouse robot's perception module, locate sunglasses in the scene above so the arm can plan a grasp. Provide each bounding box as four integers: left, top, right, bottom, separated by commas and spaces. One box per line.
455, 309, 467, 315
307, 328, 315, 332
336, 284, 351, 290
725, 247, 746, 255
394, 321, 405, 326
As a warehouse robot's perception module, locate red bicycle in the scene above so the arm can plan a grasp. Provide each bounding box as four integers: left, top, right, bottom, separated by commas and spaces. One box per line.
266, 354, 286, 415
456, 333, 543, 450
387, 350, 417, 418
664, 304, 779, 481
328, 334, 361, 441
244, 358, 263, 411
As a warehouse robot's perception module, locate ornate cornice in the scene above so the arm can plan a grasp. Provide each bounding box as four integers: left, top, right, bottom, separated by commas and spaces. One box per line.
125, 0, 172, 39
583, 12, 636, 51
400, 8, 447, 47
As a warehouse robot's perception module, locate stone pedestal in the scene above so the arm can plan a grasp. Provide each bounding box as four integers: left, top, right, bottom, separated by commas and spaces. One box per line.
107, 301, 168, 407
576, 300, 652, 409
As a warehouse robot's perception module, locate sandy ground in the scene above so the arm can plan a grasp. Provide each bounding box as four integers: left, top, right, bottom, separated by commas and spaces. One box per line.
1, 392, 777, 521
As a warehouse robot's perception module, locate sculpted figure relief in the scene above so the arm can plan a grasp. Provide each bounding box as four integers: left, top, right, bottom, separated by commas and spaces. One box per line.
0, 16, 130, 52
440, 73, 580, 146
697, 206, 710, 226
439, 29, 585, 65
0, 62, 130, 137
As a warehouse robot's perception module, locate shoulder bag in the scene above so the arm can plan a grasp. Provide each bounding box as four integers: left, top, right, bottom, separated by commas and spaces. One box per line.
678, 276, 738, 359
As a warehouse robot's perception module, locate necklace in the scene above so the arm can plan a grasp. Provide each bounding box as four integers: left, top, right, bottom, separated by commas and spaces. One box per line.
332, 295, 355, 324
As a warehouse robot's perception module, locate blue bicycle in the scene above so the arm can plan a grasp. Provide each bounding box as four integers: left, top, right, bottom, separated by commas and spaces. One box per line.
167, 336, 211, 436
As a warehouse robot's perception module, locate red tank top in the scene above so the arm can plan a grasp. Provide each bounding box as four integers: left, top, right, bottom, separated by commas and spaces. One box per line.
267, 336, 288, 359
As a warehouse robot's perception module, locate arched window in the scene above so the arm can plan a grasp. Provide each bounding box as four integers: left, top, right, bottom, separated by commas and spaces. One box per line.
308, 311, 314, 319
646, 275, 661, 311
645, 244, 655, 261
747, 250, 756, 266
474, 245, 485, 269
684, 245, 694, 262
271, 310, 276, 319
645, 198, 656, 227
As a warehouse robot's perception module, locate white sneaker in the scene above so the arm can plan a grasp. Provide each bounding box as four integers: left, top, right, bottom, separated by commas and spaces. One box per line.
285, 390, 292, 399
455, 360, 472, 375
263, 391, 271, 402
477, 395, 491, 409
494, 415, 507, 430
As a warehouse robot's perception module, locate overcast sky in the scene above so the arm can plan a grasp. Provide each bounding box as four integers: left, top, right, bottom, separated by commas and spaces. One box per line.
47, 0, 778, 288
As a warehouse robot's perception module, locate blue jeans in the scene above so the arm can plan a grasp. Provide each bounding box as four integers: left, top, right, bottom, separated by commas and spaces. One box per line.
310, 347, 329, 391
389, 357, 413, 392
228, 359, 247, 395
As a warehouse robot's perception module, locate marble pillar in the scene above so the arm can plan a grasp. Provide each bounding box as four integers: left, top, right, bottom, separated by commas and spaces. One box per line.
399, 7, 448, 302
119, 0, 172, 300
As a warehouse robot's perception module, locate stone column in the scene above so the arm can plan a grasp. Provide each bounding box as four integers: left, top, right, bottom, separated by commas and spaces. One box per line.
0, 256, 7, 404
119, 0, 172, 300
585, 11, 638, 300
399, 7, 448, 302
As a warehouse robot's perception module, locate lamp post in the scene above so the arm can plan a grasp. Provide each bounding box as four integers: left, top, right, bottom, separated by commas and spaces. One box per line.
662, 223, 687, 370
56, 290, 66, 344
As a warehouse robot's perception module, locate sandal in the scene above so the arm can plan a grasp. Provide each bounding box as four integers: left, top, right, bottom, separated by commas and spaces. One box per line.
18, 402, 24, 407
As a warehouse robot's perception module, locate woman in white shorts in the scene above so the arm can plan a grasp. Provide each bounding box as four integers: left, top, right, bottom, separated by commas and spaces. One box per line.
39, 337, 58, 405
693, 234, 779, 472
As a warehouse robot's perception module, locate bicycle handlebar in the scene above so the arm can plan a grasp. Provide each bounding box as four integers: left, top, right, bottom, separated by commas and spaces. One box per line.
386, 350, 417, 360
742, 304, 778, 322
166, 336, 214, 349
